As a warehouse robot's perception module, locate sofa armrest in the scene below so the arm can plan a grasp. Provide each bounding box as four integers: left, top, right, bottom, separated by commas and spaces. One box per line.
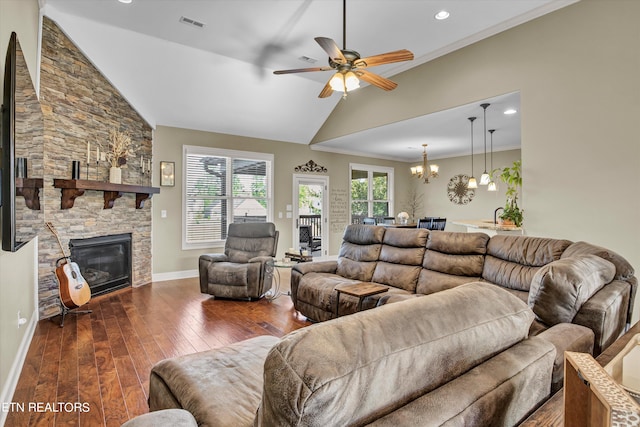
290, 261, 337, 307
536, 323, 594, 393
248, 255, 272, 264
573, 280, 631, 356
292, 260, 337, 275
200, 253, 228, 263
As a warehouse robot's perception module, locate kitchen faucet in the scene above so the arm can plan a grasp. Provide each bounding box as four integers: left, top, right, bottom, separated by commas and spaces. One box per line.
494, 207, 504, 225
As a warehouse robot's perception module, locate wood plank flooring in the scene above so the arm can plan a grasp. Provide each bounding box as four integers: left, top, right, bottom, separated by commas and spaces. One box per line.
5, 277, 310, 427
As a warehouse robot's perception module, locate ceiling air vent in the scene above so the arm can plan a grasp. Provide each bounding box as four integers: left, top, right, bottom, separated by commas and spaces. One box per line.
298, 56, 317, 64
179, 16, 206, 29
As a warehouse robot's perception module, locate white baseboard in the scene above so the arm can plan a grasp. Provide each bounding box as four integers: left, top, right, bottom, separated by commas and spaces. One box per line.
0, 309, 37, 427
152, 269, 198, 282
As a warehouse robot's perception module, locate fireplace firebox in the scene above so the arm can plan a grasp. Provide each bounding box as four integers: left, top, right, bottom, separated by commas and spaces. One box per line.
70, 233, 132, 297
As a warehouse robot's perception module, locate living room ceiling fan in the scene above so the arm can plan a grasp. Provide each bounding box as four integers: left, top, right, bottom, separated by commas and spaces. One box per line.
273, 0, 414, 98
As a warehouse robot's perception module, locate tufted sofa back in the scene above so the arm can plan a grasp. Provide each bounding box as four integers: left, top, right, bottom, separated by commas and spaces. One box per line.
371, 228, 428, 292
481, 235, 572, 292
417, 231, 490, 294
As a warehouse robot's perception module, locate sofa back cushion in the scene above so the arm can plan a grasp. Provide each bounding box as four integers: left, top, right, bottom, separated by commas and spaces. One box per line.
417, 232, 490, 294
371, 228, 428, 292
336, 225, 385, 281
256, 282, 535, 427
528, 254, 616, 325
561, 241, 635, 281
482, 235, 572, 291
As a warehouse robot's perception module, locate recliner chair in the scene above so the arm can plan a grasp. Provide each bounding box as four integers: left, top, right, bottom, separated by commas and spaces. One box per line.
199, 222, 279, 300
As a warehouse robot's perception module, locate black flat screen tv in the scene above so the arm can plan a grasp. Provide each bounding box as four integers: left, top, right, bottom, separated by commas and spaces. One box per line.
1, 32, 43, 252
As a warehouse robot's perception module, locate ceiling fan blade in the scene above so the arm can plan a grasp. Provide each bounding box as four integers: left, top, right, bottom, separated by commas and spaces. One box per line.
353, 49, 414, 68
354, 70, 398, 91
273, 66, 333, 75
318, 80, 334, 98
315, 37, 347, 63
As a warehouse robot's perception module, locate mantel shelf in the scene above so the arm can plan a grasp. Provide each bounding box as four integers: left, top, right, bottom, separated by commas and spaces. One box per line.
53, 179, 160, 210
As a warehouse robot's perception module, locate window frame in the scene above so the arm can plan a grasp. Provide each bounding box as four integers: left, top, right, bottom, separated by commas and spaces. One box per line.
182, 145, 273, 250
349, 163, 394, 222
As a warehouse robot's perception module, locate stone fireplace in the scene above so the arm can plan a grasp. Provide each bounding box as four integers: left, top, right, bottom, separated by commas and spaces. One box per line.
37, 17, 154, 318
70, 234, 132, 297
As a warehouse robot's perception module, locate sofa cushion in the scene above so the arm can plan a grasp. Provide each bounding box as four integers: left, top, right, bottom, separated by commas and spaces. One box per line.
149, 335, 279, 427
336, 257, 377, 282
528, 254, 616, 325
256, 282, 535, 426
426, 231, 489, 255
371, 228, 428, 292
482, 235, 572, 291
562, 241, 635, 280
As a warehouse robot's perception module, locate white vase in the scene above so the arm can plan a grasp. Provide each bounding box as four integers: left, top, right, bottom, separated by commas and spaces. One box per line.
109, 166, 122, 184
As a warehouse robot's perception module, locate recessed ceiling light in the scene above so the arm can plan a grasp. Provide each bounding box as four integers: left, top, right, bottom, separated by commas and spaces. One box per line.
118, 0, 132, 4
434, 11, 450, 20
504, 108, 517, 115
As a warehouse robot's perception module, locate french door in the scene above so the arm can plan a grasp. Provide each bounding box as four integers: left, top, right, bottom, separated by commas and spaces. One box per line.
292, 174, 328, 257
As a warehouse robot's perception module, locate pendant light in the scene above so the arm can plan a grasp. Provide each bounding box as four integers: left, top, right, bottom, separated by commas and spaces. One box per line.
487, 129, 497, 192
479, 103, 490, 185
467, 117, 478, 189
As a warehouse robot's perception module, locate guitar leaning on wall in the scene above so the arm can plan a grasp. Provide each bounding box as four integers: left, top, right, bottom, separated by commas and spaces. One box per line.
46, 222, 91, 311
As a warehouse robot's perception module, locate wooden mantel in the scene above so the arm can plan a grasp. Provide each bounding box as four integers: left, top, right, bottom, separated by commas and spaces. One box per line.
53, 179, 160, 209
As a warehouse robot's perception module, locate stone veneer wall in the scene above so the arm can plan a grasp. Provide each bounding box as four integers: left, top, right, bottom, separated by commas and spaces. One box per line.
38, 17, 153, 318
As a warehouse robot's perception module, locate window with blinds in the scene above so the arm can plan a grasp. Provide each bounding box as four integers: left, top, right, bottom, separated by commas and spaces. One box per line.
183, 146, 273, 249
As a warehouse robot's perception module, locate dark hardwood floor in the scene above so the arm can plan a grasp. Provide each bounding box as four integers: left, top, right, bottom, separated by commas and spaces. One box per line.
5, 278, 310, 427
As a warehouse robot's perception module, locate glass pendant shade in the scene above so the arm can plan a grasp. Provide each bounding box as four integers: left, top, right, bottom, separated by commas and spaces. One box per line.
468, 177, 478, 189
487, 181, 497, 192
429, 164, 439, 174
480, 172, 490, 185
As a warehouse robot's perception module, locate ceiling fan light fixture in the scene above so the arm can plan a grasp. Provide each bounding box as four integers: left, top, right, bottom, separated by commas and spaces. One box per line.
329, 71, 360, 92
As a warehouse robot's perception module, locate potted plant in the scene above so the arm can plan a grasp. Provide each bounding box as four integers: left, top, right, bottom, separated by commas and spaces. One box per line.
497, 160, 523, 227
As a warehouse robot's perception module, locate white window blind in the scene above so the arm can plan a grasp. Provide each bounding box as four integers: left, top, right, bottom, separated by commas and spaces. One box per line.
183, 146, 272, 249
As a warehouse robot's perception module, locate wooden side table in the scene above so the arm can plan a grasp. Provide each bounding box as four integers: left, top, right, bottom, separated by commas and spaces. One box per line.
335, 282, 388, 317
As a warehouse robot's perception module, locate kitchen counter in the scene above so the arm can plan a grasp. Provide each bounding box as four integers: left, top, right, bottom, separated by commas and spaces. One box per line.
450, 220, 524, 236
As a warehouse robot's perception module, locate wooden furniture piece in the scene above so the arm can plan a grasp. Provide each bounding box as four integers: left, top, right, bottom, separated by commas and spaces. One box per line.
335, 282, 388, 317
53, 179, 160, 209
15, 177, 43, 210
521, 321, 640, 426
564, 351, 640, 427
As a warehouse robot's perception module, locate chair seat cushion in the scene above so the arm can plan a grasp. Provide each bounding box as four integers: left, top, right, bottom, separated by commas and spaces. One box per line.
207, 262, 249, 286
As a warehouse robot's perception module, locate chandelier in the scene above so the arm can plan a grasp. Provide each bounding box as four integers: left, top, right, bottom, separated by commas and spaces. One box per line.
411, 144, 439, 184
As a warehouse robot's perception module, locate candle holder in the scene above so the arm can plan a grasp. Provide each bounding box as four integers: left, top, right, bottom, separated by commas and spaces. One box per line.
86, 162, 89, 180
96, 160, 100, 181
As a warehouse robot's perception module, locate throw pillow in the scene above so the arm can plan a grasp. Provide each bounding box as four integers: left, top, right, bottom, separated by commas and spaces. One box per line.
528, 254, 615, 325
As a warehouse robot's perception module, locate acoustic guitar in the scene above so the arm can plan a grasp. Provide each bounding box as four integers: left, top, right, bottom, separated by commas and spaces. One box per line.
46, 222, 91, 309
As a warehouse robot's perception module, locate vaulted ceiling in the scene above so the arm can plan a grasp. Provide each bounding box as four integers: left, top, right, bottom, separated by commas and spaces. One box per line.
41, 0, 576, 161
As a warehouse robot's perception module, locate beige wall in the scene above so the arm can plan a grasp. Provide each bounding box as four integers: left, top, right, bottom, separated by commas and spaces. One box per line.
151, 125, 411, 275
413, 150, 522, 228
0, 0, 40, 417
315, 0, 640, 322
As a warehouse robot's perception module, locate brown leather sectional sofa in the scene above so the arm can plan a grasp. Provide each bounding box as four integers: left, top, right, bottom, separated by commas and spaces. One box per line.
291, 225, 636, 358
149, 282, 557, 426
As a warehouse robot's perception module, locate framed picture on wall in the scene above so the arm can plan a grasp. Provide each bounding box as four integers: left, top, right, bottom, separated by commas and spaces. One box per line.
160, 161, 175, 187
